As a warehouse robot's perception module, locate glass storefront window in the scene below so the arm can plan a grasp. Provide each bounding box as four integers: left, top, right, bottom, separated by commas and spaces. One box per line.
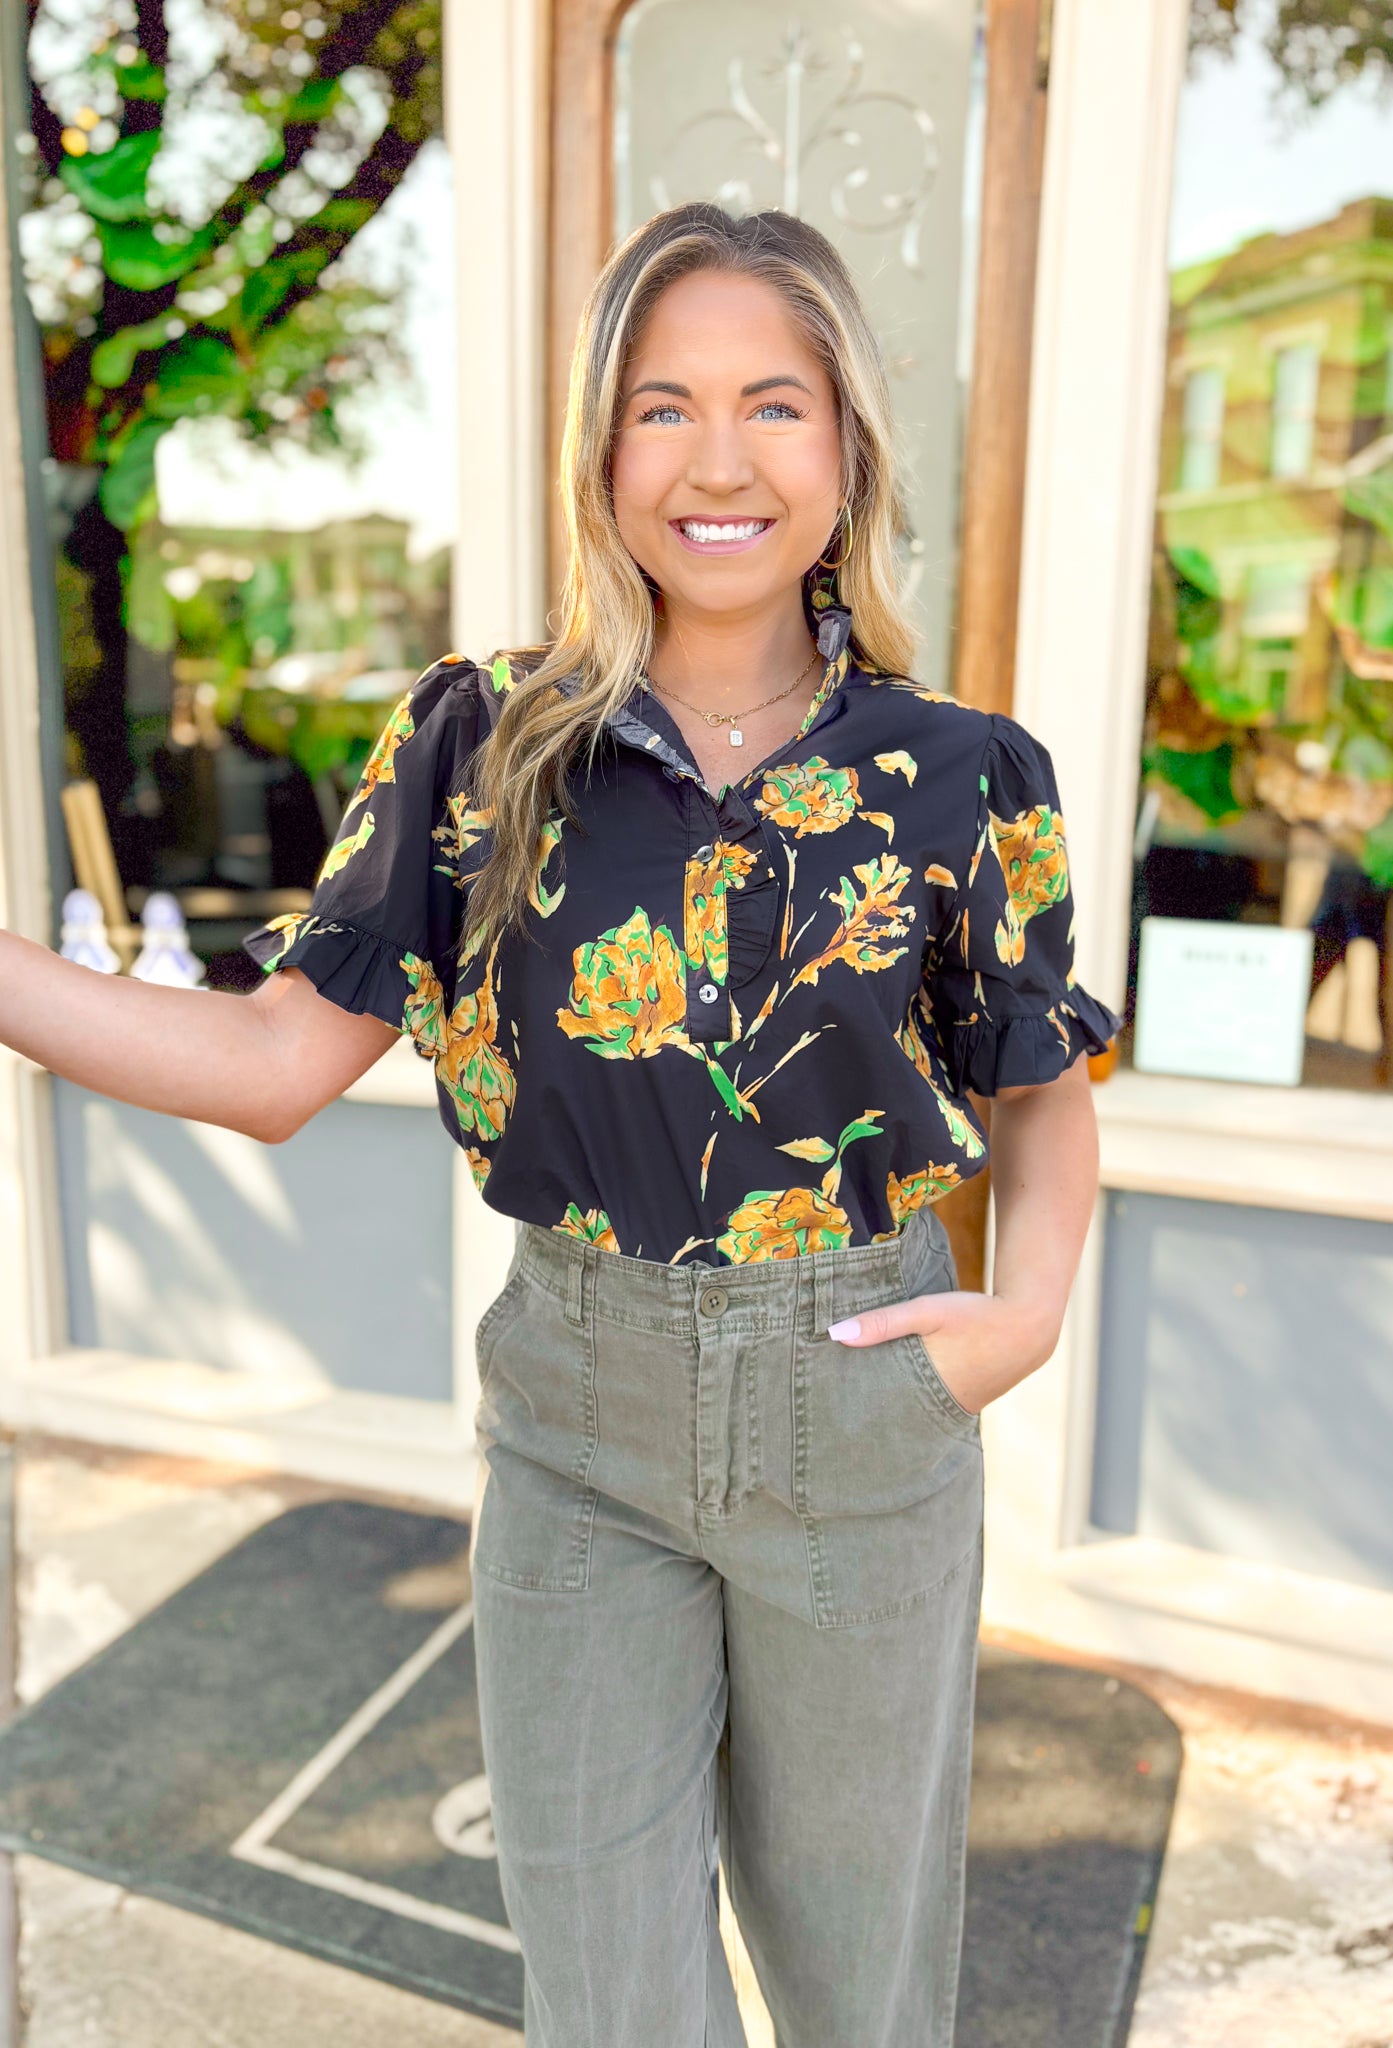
19, 2, 452, 988
1128, 1, 1393, 1091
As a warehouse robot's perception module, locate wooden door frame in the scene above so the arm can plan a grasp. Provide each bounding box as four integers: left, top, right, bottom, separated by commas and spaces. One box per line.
546, 0, 1053, 1287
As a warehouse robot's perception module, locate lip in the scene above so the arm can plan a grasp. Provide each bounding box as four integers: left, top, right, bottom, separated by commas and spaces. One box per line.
669, 517, 777, 557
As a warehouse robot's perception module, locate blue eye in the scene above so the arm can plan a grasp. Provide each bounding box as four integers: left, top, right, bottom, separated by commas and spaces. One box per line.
636, 402, 686, 426
753, 400, 804, 422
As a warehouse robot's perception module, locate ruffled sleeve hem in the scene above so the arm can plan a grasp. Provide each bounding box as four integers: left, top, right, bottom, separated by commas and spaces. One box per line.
242, 913, 431, 1054
942, 982, 1122, 1097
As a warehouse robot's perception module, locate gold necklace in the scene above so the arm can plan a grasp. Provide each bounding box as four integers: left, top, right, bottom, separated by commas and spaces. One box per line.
641, 642, 821, 750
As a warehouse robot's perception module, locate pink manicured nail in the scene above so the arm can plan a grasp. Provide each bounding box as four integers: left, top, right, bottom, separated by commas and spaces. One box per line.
827, 1317, 860, 1341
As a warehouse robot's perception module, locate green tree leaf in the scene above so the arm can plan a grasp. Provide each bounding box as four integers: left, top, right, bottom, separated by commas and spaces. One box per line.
1169, 543, 1222, 598
97, 219, 219, 291
91, 312, 181, 388
280, 76, 342, 123
114, 54, 166, 103
59, 132, 162, 224
145, 335, 249, 419
1364, 811, 1393, 892
1344, 466, 1393, 545
98, 417, 171, 531
125, 545, 176, 653
1144, 742, 1242, 823
240, 249, 329, 332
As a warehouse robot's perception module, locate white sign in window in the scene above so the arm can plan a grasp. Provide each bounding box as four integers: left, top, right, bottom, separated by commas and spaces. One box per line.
1133, 916, 1314, 1087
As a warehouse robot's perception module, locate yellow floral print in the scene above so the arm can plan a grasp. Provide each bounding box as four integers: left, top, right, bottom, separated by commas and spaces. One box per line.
683, 839, 758, 987
401, 953, 448, 1059
436, 948, 516, 1143
887, 1162, 964, 1221
894, 994, 987, 1162
256, 910, 315, 965
555, 907, 689, 1061
790, 854, 914, 988
432, 793, 494, 881
554, 1205, 621, 1251
752, 756, 895, 844
875, 749, 917, 785
991, 803, 1070, 967
342, 693, 413, 821
716, 1187, 854, 1261
530, 815, 567, 917
319, 811, 375, 880
753, 757, 858, 836
886, 678, 960, 707
703, 1112, 884, 1259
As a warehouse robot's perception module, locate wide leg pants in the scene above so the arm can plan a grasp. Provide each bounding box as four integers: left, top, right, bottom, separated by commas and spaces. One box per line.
469, 1202, 984, 2046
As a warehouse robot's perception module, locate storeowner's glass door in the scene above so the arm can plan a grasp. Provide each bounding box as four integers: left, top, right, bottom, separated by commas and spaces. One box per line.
613, 0, 986, 688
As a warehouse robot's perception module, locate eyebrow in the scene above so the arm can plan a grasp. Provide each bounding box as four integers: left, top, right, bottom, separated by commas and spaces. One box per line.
626, 374, 814, 402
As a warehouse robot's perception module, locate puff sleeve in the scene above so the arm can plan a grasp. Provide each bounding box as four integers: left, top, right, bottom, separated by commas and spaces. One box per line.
241, 655, 486, 1056
927, 712, 1122, 1096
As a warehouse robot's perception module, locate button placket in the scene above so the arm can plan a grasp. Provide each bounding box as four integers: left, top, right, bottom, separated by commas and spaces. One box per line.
684, 797, 732, 1043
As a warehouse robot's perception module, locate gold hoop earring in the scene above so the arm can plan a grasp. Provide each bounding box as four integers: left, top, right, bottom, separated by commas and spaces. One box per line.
816, 506, 854, 574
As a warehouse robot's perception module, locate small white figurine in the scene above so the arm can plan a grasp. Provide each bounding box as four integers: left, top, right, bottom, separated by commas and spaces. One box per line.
59, 888, 121, 973
129, 891, 206, 988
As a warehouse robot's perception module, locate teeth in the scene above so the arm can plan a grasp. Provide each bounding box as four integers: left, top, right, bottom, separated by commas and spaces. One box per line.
679, 519, 768, 543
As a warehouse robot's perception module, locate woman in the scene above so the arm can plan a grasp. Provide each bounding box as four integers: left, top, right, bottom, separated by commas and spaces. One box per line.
0, 203, 1120, 2044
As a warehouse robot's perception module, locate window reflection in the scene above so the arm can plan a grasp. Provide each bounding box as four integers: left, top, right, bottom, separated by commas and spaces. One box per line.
23, 2, 451, 989
1130, 8, 1393, 1090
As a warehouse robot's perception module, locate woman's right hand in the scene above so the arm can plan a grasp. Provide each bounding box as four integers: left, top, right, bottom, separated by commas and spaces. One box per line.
0, 928, 398, 1142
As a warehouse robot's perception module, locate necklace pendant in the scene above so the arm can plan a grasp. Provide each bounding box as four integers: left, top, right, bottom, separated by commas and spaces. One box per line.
729, 726, 743, 747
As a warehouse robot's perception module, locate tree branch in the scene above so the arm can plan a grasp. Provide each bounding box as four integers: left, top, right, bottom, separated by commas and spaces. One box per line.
254, 117, 425, 334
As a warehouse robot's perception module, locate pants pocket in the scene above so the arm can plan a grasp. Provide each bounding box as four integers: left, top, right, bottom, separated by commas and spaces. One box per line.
472, 1444, 598, 1594
473, 1260, 528, 1393
472, 1275, 599, 1594
793, 1262, 982, 1629
905, 1331, 982, 1431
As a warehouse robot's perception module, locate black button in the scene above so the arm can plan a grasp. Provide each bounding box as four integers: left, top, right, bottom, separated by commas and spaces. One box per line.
695, 841, 714, 861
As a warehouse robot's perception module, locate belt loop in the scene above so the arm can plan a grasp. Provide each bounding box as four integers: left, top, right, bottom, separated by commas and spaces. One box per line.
564, 1241, 586, 1328
812, 1249, 834, 1336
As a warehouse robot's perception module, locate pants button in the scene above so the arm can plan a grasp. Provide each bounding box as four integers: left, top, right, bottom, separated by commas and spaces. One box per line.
699, 1286, 729, 1317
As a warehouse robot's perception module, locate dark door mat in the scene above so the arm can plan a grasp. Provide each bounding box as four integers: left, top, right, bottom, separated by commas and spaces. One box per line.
0, 1501, 1180, 2040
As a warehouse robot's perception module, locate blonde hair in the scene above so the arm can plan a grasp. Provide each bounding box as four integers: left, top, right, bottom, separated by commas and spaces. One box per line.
462, 202, 915, 958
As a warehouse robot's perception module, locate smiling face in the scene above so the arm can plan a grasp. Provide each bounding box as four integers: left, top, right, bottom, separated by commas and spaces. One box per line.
610, 268, 844, 627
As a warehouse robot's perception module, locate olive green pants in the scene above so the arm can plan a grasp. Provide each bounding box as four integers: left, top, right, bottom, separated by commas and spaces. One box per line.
469, 1202, 983, 2046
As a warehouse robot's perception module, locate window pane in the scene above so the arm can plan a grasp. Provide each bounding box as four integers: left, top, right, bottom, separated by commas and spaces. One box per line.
1270, 341, 1320, 477
22, 3, 452, 988
1128, 10, 1393, 1094
613, 0, 987, 688
1180, 366, 1225, 490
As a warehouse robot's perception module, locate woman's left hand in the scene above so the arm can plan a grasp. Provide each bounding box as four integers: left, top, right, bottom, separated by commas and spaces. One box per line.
826, 1288, 1061, 1417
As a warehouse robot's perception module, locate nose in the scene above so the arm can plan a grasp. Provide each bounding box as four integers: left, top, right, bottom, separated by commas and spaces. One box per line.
683, 416, 756, 499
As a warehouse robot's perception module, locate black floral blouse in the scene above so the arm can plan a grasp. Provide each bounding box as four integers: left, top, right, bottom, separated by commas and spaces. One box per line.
243, 582, 1121, 1267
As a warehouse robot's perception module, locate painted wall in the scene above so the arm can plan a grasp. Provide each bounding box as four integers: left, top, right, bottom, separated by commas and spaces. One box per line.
1092, 1187, 1393, 1594
53, 1085, 454, 1401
